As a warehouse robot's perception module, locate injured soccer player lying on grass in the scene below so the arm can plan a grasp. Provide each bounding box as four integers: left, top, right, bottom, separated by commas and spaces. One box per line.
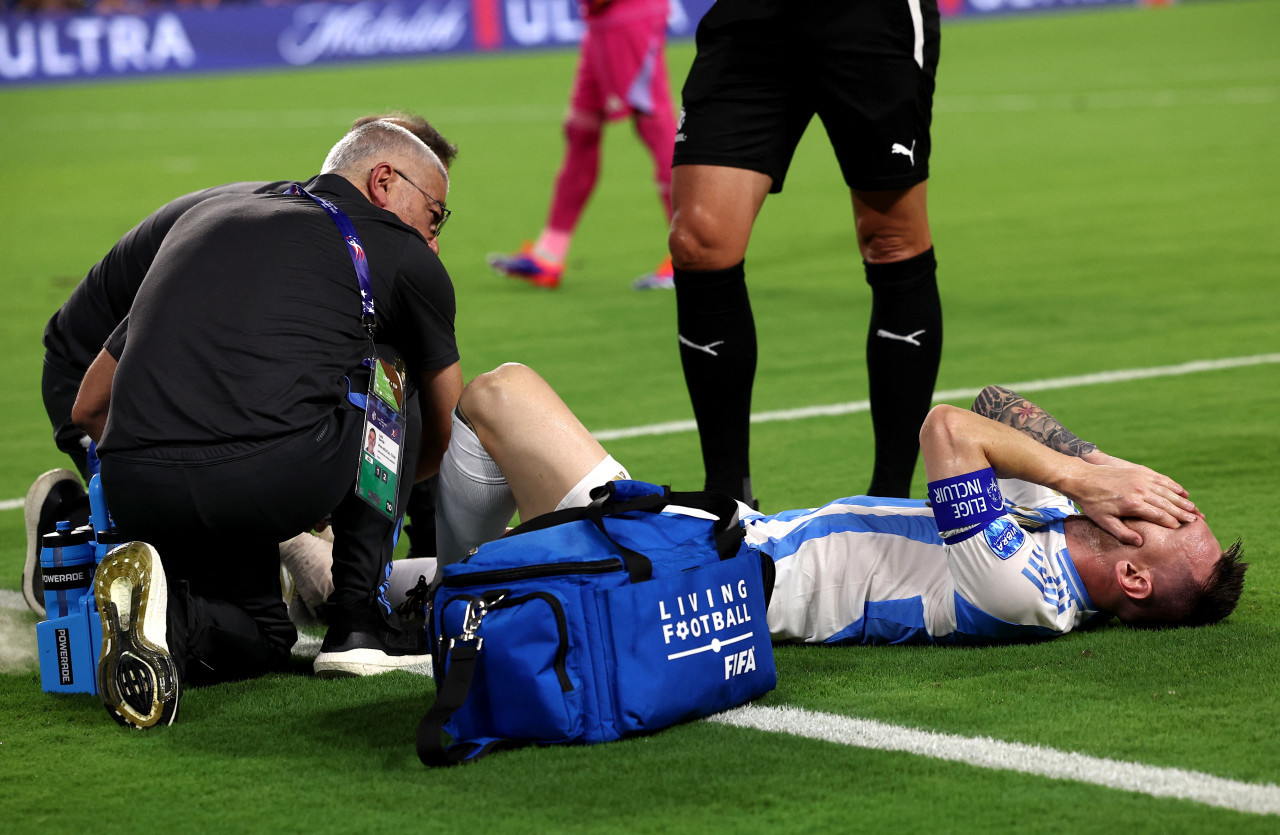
422, 363, 1250, 643
381, 364, 1245, 645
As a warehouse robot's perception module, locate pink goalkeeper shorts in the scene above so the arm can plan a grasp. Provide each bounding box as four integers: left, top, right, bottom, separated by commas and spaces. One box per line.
568, 0, 673, 125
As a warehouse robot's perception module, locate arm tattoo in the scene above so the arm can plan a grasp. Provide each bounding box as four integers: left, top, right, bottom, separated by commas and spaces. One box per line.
972, 385, 1098, 458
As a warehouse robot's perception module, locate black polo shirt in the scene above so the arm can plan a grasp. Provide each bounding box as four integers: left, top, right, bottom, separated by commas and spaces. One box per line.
100, 173, 457, 461
42, 181, 294, 380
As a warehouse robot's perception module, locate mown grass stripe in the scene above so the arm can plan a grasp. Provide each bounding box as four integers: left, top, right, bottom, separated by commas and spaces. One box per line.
8, 84, 1275, 134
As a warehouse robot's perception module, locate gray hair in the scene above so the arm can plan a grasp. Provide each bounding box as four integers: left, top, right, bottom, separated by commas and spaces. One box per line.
322, 120, 448, 189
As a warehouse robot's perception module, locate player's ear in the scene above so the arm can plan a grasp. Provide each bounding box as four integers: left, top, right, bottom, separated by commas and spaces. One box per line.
1115, 560, 1153, 601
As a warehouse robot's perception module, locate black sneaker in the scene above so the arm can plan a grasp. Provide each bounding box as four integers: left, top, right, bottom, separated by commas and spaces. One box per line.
23, 468, 87, 619
313, 601, 432, 678
94, 542, 181, 729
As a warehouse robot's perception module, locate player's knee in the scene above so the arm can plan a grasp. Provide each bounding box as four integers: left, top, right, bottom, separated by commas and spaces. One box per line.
459, 363, 534, 429
919, 404, 965, 450
860, 230, 930, 265
855, 184, 931, 263
563, 113, 602, 146
667, 222, 701, 267
669, 218, 737, 271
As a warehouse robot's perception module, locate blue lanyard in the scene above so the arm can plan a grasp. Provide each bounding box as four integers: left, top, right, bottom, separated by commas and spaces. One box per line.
289, 183, 377, 339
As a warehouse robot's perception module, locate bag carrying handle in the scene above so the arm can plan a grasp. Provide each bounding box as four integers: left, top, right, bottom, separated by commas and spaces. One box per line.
497, 482, 746, 584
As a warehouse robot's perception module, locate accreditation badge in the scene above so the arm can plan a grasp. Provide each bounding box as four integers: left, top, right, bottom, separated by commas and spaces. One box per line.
356, 357, 408, 519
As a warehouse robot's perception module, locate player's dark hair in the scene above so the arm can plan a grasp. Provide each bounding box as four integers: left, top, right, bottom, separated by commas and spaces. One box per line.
1130, 539, 1247, 630
1178, 539, 1248, 627
352, 113, 458, 169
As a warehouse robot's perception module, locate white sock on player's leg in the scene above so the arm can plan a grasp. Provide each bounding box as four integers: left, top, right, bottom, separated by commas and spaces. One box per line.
435, 411, 518, 565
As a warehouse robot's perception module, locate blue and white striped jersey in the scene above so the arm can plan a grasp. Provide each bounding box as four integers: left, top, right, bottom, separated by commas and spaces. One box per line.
742, 480, 1104, 645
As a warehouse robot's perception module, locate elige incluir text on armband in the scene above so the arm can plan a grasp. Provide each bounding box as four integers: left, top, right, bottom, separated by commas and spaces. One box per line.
927, 468, 1006, 544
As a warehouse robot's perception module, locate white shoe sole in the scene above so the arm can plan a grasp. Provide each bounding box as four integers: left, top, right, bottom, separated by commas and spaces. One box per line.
23, 468, 83, 619
632, 274, 674, 290
313, 647, 433, 678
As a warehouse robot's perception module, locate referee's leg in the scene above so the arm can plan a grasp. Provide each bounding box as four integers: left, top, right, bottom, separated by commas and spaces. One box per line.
668, 164, 770, 504
853, 182, 942, 498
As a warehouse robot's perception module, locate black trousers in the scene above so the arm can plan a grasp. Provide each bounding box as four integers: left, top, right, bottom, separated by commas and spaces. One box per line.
403, 477, 437, 558
42, 356, 92, 480
101, 361, 422, 684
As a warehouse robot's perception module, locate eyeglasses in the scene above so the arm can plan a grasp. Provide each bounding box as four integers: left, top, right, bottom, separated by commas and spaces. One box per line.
390, 167, 450, 237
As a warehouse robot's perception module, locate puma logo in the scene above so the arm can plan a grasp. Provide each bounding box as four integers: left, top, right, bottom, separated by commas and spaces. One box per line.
891, 141, 916, 166
876, 328, 926, 347
678, 334, 725, 357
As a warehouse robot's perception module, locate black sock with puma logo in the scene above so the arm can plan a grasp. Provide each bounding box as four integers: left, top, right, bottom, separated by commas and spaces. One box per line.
674, 260, 756, 503
864, 247, 942, 498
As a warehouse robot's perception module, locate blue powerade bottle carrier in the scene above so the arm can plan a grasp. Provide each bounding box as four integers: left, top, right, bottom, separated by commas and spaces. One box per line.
36, 474, 118, 695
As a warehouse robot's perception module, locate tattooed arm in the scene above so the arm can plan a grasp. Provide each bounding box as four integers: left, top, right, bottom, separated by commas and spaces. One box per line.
969, 385, 1197, 519
921, 402, 1198, 545
971, 385, 1120, 464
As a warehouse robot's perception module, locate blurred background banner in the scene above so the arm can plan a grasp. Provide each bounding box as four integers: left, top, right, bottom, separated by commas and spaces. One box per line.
940, 0, 1148, 14
1, 0, 1149, 87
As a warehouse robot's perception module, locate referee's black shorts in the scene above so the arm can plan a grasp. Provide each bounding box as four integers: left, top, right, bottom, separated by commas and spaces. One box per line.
673, 0, 941, 194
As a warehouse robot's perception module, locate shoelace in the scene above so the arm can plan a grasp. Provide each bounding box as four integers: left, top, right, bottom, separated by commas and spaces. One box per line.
394, 575, 432, 621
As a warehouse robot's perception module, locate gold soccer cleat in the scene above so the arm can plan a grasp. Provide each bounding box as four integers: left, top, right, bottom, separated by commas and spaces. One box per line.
94, 542, 180, 729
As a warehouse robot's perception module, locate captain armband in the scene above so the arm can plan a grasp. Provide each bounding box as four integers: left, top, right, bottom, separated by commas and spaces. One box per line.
927, 468, 1005, 544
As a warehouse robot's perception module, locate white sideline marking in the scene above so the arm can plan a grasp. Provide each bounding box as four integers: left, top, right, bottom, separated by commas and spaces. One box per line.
0, 590, 27, 610
594, 353, 1280, 441
11, 105, 566, 134
710, 705, 1280, 817
0, 602, 39, 672
292, 632, 322, 658
2, 354, 1276, 512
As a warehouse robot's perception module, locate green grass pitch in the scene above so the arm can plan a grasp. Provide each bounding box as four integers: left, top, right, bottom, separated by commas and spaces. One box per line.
1, 0, 1277, 830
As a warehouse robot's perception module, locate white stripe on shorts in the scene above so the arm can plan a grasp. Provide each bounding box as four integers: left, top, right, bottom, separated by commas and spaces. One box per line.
907, 0, 924, 69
